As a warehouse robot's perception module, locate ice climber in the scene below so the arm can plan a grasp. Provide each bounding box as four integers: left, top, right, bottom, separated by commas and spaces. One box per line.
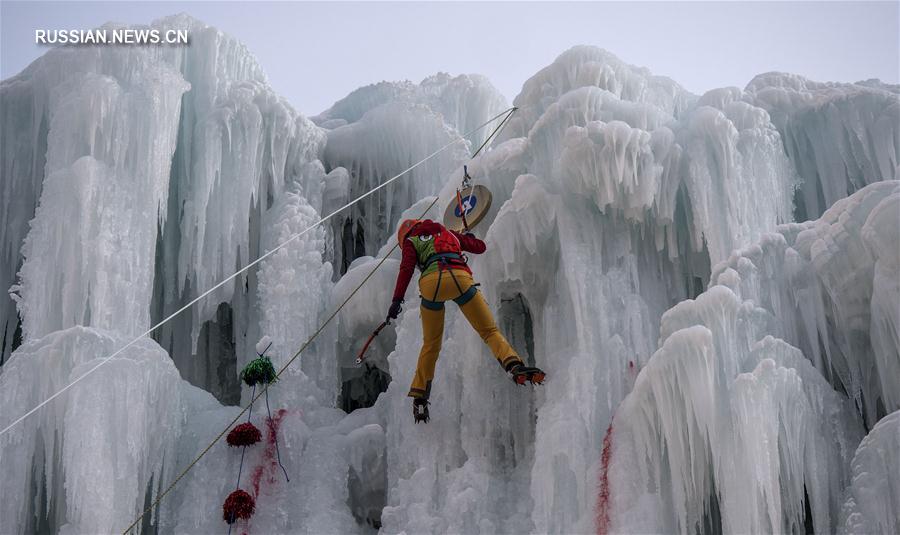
388, 218, 546, 423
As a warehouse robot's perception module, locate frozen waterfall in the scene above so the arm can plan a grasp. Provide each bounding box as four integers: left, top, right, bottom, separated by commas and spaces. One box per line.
1, 15, 898, 535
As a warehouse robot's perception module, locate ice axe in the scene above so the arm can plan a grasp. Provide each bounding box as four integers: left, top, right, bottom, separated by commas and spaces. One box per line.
355, 318, 391, 365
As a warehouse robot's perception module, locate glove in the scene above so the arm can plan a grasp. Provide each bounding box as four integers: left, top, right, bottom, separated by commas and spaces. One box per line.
387, 299, 403, 320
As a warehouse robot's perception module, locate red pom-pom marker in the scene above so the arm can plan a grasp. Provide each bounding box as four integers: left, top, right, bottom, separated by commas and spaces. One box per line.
227, 422, 262, 447
223, 489, 255, 524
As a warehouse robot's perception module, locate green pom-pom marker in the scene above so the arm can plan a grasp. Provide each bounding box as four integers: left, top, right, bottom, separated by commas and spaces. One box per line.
241, 355, 278, 386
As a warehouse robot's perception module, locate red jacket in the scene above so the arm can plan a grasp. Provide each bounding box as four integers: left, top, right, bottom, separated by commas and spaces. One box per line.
392, 220, 486, 301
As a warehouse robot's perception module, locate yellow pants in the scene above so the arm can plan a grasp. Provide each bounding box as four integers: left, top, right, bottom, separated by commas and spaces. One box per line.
408, 268, 522, 399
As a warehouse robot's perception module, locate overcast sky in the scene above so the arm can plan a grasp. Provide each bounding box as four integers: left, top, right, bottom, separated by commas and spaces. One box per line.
2, 1, 897, 115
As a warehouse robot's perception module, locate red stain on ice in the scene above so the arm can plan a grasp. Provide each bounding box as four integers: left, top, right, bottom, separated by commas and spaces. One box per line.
233, 408, 296, 535
250, 408, 289, 498
595, 423, 614, 535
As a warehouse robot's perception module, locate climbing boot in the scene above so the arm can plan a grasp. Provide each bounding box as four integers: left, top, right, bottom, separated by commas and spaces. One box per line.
413, 398, 430, 424
509, 364, 546, 385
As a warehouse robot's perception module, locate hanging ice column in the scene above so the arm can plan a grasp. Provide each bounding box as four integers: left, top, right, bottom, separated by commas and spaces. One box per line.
368, 45, 804, 535
708, 181, 900, 425
0, 17, 193, 534
143, 15, 329, 402
606, 322, 863, 534
605, 181, 899, 534
746, 73, 900, 220
498, 46, 797, 266
0, 23, 189, 361
253, 174, 334, 407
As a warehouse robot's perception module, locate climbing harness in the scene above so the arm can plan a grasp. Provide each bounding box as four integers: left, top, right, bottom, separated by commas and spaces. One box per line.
0, 107, 518, 439
419, 253, 481, 312
121, 107, 518, 534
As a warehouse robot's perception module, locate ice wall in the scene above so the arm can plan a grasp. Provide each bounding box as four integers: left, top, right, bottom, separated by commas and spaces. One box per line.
500, 46, 695, 142
0, 14, 343, 534
321, 103, 469, 274
0, 327, 183, 533
746, 73, 900, 220
317, 74, 506, 275
0, 21, 189, 362
0, 14, 328, 397
145, 15, 329, 398
606, 182, 898, 534
710, 181, 900, 426
349, 46, 801, 534
498, 47, 797, 266
314, 72, 508, 149
2, 19, 897, 535
840, 410, 900, 534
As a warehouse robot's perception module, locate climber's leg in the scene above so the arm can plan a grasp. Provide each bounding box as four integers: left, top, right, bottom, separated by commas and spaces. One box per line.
408, 272, 447, 399
408, 304, 444, 399
454, 272, 523, 371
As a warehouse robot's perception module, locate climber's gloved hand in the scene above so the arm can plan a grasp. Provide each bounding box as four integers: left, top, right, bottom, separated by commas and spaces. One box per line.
387, 299, 403, 320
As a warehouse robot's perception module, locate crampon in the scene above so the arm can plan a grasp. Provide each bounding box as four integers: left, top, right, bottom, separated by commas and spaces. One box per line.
413, 398, 430, 424
510, 365, 546, 385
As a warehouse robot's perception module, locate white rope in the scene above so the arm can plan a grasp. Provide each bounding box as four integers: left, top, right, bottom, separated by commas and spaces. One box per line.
460, 107, 517, 230
0, 107, 516, 437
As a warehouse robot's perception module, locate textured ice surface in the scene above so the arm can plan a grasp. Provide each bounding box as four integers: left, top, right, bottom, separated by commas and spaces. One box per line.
0, 20, 189, 362
2, 17, 898, 535
711, 181, 900, 425
606, 182, 898, 534
840, 410, 900, 534
746, 73, 900, 220
145, 15, 329, 394
606, 305, 863, 534
501, 46, 694, 142
321, 102, 472, 275
254, 181, 331, 385
315, 72, 508, 149
316, 73, 507, 277
0, 327, 183, 533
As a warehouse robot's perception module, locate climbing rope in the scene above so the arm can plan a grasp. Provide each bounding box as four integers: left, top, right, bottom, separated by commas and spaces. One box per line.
0, 107, 517, 439
121, 106, 517, 534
